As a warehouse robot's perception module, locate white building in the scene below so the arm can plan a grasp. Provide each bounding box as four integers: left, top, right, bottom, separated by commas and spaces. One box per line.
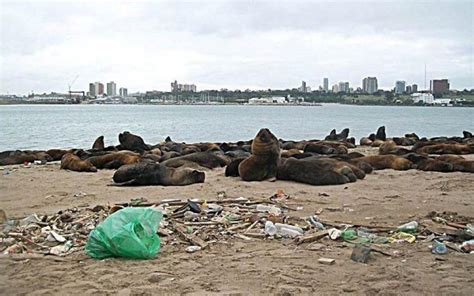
119, 87, 128, 97
362, 77, 378, 94
411, 92, 434, 104
323, 78, 329, 91
248, 97, 286, 105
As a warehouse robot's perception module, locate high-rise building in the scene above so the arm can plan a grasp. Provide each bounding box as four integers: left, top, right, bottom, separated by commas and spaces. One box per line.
119, 87, 128, 97
94, 82, 104, 95
301, 81, 307, 92
338, 81, 349, 93
171, 80, 197, 92
323, 78, 329, 92
332, 84, 339, 93
395, 81, 406, 94
430, 79, 449, 96
362, 77, 378, 94
406, 85, 412, 94
89, 83, 97, 97
106, 81, 117, 96
412, 84, 418, 93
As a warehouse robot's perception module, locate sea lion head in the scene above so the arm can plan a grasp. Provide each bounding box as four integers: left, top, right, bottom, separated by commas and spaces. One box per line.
251, 128, 279, 156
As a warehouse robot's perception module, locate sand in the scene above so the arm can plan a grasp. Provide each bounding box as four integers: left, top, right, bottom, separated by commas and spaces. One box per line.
1, 148, 473, 295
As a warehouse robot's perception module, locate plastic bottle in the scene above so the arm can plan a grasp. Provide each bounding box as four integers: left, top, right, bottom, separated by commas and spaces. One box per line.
397, 221, 418, 233
432, 240, 448, 254
256, 204, 282, 216
265, 221, 277, 236
275, 223, 304, 234
309, 216, 325, 230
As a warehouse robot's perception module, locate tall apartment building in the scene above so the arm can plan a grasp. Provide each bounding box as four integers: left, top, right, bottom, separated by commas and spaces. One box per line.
412, 84, 418, 93
89, 83, 96, 97
323, 78, 329, 92
171, 80, 197, 92
430, 79, 449, 96
395, 81, 406, 94
362, 77, 378, 94
119, 87, 128, 97
338, 81, 350, 93
106, 81, 117, 96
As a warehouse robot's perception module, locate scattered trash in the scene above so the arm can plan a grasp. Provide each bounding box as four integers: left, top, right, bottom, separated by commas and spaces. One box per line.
397, 221, 418, 233
328, 228, 342, 240
318, 257, 335, 265
185, 246, 201, 253
351, 245, 371, 263
256, 204, 281, 216
461, 239, 474, 252
390, 232, 416, 243
85, 207, 163, 259
50, 241, 73, 256
431, 240, 448, 255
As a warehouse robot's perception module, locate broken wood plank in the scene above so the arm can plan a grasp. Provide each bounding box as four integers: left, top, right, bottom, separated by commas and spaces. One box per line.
295, 230, 328, 245
174, 224, 208, 249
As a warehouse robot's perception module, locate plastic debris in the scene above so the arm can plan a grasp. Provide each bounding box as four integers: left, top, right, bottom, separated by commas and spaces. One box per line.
397, 221, 418, 233
351, 245, 371, 263
328, 228, 342, 240
318, 257, 335, 265
390, 232, 416, 243
431, 240, 448, 255
185, 246, 202, 253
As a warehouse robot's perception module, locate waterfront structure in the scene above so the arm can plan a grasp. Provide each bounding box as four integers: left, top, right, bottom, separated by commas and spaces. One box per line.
362, 77, 378, 94
323, 78, 329, 91
411, 93, 434, 104
248, 97, 286, 105
395, 81, 406, 94
430, 79, 449, 96
171, 80, 197, 92
119, 87, 128, 97
106, 81, 116, 96
338, 81, 350, 93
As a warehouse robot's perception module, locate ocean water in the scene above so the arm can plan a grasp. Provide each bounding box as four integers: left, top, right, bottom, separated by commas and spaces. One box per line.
0, 104, 472, 151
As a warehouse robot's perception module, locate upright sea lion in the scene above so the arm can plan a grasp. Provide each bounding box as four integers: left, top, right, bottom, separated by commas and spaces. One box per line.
118, 131, 150, 153
324, 128, 350, 141
113, 162, 205, 186
60, 153, 97, 172
353, 155, 413, 170
375, 126, 386, 141
238, 128, 280, 181
92, 136, 105, 150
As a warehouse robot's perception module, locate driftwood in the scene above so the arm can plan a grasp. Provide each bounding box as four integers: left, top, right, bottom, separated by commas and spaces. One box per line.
174, 224, 208, 249
295, 230, 328, 245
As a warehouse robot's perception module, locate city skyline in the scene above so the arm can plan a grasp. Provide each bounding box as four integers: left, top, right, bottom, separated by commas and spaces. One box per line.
1, 0, 472, 95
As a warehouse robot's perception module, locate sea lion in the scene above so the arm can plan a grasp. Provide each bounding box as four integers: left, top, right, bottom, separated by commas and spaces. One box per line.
379, 140, 412, 155
281, 149, 303, 158
87, 151, 140, 169
0, 150, 52, 165
325, 128, 350, 141
371, 139, 385, 147
46, 149, 73, 161
303, 143, 337, 155
359, 137, 373, 146
113, 162, 205, 186
92, 136, 105, 150
463, 131, 472, 139
238, 128, 280, 181
436, 155, 474, 173
225, 157, 246, 177
403, 153, 453, 172
276, 157, 361, 185
375, 126, 386, 141
416, 143, 473, 155
161, 151, 229, 169
118, 131, 150, 153
60, 153, 97, 172
353, 155, 413, 170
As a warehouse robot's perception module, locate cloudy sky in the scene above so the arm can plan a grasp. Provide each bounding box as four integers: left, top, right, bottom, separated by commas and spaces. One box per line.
1, 0, 472, 95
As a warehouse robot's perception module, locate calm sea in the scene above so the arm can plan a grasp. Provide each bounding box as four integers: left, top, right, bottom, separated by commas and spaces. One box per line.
0, 104, 472, 151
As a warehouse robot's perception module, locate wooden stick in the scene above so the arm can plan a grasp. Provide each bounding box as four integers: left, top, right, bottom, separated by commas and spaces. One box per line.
174, 224, 208, 249
295, 230, 328, 245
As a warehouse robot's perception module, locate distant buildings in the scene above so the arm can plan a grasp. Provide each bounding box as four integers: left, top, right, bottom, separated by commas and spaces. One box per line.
362, 77, 378, 94
119, 87, 128, 97
171, 80, 197, 92
430, 79, 449, 96
323, 78, 329, 92
88, 83, 96, 97
106, 81, 116, 96
406, 85, 412, 94
412, 84, 418, 93
338, 82, 350, 93
395, 81, 406, 94
412, 93, 434, 104
297, 81, 310, 92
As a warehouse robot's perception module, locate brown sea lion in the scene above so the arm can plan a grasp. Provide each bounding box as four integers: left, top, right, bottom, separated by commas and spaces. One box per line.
303, 143, 337, 155
403, 153, 453, 172
360, 137, 373, 146
379, 140, 412, 155
353, 155, 413, 170
281, 149, 303, 158
118, 131, 150, 153
375, 126, 386, 141
325, 128, 350, 141
436, 155, 474, 172
113, 162, 205, 186
416, 143, 473, 155
92, 136, 105, 150
60, 153, 97, 172
371, 139, 385, 147
161, 151, 229, 169
225, 157, 246, 177
238, 128, 280, 181
46, 149, 73, 161
87, 151, 140, 169
276, 157, 360, 185
0, 150, 53, 165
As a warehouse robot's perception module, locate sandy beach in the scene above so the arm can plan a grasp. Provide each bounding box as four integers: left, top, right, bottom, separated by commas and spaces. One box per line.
0, 146, 473, 295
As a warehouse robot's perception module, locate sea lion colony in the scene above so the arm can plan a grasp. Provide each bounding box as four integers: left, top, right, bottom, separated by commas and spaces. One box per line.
0, 127, 473, 186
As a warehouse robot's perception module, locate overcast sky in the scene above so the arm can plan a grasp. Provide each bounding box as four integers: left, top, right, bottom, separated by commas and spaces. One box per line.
1, 0, 473, 95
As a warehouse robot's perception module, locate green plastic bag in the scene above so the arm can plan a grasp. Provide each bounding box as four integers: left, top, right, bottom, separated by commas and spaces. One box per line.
85, 207, 162, 259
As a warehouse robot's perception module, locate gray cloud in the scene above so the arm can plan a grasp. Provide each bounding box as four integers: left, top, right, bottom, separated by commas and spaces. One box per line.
1, 0, 472, 94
